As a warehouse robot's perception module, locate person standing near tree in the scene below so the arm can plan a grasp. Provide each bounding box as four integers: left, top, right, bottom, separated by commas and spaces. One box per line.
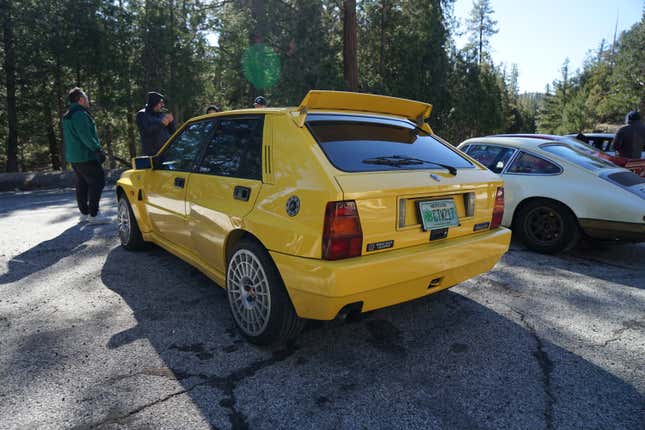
613, 111, 645, 159
253, 96, 266, 108
62, 87, 109, 224
136, 92, 176, 156
206, 105, 221, 114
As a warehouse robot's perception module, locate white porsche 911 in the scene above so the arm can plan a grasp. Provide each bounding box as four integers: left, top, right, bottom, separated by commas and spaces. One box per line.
458, 136, 645, 253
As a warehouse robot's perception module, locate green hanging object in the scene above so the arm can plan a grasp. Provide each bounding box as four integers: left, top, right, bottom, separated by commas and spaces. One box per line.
242, 44, 281, 89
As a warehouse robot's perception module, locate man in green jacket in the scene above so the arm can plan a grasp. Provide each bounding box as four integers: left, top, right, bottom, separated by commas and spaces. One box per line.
62, 87, 108, 224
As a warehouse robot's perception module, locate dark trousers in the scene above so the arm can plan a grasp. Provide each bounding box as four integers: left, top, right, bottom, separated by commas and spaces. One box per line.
72, 161, 105, 217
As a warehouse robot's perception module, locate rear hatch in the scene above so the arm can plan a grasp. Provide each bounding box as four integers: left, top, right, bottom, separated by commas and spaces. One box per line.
306, 114, 502, 254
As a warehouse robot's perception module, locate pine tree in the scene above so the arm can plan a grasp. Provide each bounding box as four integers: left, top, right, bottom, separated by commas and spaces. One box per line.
1, 0, 18, 172
465, 0, 498, 65
343, 0, 359, 91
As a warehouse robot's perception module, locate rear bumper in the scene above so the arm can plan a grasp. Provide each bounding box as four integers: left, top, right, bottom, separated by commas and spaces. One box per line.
271, 227, 511, 320
579, 218, 645, 241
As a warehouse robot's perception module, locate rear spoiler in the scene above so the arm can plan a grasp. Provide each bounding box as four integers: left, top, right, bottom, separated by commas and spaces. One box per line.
294, 90, 433, 132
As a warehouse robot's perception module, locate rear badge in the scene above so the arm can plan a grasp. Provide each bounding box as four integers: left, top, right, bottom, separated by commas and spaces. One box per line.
286, 196, 300, 217
430, 174, 441, 182
473, 222, 490, 232
366, 240, 394, 252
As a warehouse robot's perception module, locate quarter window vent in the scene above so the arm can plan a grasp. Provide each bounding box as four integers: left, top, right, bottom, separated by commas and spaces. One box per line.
607, 171, 645, 187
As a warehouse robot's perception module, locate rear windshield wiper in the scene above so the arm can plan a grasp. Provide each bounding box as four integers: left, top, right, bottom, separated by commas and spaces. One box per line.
361, 155, 457, 175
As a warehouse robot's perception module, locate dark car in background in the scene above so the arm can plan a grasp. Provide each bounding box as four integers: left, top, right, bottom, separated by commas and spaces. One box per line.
566, 133, 615, 151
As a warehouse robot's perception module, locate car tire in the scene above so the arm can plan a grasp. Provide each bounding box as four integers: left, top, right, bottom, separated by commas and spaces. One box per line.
515, 199, 580, 254
227, 239, 305, 345
117, 196, 147, 251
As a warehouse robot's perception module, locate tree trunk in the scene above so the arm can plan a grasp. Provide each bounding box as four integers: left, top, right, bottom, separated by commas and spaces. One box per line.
142, 0, 155, 91
169, 0, 179, 121
478, 20, 483, 65
379, 0, 388, 86
46, 122, 61, 170
248, 0, 267, 42
246, 0, 267, 97
343, 0, 358, 92
2, 0, 19, 172
42, 89, 61, 170
105, 123, 116, 169
127, 104, 137, 159
54, 53, 67, 169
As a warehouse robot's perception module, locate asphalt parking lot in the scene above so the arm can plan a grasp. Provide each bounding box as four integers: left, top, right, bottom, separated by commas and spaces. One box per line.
0, 188, 643, 430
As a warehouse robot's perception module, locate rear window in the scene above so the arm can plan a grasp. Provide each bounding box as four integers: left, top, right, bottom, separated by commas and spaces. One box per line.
540, 144, 616, 171
607, 171, 645, 186
306, 114, 473, 173
558, 138, 597, 155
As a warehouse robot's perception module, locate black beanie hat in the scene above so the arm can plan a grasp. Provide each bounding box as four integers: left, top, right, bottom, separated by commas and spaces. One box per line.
146, 92, 166, 109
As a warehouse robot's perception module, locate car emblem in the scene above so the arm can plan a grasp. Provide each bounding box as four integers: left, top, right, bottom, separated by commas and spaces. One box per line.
430, 174, 441, 182
286, 196, 300, 217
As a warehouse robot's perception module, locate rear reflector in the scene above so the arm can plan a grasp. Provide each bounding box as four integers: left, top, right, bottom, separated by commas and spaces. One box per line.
322, 201, 363, 260
490, 187, 504, 229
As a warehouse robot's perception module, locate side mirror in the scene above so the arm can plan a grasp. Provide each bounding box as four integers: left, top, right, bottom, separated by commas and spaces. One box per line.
133, 156, 153, 170
496, 161, 504, 171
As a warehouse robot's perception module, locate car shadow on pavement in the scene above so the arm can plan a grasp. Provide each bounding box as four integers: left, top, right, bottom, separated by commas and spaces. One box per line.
87, 245, 645, 430
0, 224, 104, 285
507, 241, 644, 290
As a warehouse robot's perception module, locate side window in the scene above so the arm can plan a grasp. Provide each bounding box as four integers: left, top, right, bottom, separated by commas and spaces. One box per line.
156, 120, 214, 171
465, 144, 516, 173
197, 116, 263, 180
507, 152, 561, 174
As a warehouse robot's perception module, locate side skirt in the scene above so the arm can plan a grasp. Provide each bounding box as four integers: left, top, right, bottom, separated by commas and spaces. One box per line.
144, 231, 227, 288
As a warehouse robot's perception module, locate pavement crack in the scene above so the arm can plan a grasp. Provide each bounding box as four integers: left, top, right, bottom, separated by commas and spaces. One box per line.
85, 345, 298, 429
105, 367, 179, 384
600, 319, 645, 347
204, 344, 298, 430
73, 385, 201, 430
511, 308, 555, 430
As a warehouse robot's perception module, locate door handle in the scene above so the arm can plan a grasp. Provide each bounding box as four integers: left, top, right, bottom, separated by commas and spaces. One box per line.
233, 186, 251, 201
174, 177, 185, 188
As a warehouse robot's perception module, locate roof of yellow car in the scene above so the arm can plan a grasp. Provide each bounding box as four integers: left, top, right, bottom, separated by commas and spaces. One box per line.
192, 91, 433, 125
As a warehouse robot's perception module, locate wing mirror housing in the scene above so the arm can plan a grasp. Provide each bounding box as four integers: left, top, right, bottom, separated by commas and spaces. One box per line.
133, 156, 153, 170
495, 161, 504, 171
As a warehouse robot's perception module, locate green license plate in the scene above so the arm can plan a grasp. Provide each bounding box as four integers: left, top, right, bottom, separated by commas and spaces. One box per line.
418, 199, 459, 231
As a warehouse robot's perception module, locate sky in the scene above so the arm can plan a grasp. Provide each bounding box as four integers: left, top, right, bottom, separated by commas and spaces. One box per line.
452, 0, 643, 93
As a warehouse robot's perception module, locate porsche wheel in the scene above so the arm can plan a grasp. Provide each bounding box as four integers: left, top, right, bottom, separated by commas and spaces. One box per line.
515, 199, 579, 254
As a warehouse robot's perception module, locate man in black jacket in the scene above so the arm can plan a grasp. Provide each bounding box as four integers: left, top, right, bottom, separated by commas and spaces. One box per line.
613, 111, 645, 159
136, 92, 176, 156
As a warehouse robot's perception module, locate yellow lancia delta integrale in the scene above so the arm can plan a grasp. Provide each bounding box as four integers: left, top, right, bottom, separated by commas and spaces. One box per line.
116, 91, 511, 344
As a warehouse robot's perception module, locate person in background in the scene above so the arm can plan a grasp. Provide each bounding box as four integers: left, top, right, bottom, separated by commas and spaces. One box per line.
62, 87, 109, 224
136, 92, 175, 156
612, 111, 645, 159
206, 105, 221, 114
253, 96, 266, 108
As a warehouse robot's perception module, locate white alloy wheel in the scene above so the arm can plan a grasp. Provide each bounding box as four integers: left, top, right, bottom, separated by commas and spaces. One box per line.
227, 249, 272, 336
118, 198, 131, 245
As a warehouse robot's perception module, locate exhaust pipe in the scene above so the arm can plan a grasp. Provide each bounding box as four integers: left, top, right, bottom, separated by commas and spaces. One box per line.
336, 302, 364, 321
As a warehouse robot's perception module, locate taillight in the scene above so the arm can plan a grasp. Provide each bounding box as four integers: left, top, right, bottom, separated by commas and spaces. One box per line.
322, 201, 363, 260
490, 187, 504, 229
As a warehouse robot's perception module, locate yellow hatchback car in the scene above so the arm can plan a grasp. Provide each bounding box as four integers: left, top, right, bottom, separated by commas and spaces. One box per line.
116, 91, 511, 344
